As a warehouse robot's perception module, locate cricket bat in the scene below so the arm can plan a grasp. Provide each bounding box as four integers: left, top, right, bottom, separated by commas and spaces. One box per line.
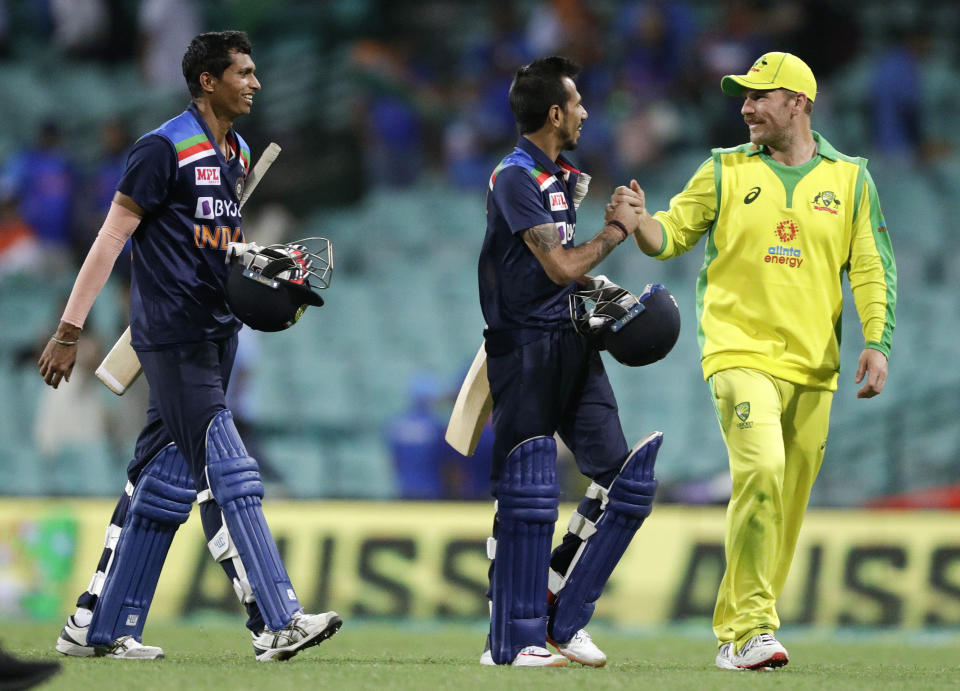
95, 143, 282, 395
445, 342, 493, 456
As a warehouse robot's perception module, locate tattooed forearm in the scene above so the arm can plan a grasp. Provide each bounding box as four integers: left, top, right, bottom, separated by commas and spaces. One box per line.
524, 223, 562, 252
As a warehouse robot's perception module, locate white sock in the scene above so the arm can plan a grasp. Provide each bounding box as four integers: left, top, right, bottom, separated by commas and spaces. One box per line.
73, 607, 93, 627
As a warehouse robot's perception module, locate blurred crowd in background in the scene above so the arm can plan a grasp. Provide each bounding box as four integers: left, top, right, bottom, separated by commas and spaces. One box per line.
1, 0, 959, 505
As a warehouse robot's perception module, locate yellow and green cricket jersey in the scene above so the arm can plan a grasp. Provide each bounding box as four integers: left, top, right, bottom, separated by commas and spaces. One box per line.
646, 132, 896, 390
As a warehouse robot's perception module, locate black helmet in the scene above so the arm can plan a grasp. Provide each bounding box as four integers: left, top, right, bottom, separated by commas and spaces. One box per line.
226, 237, 333, 332
570, 282, 680, 366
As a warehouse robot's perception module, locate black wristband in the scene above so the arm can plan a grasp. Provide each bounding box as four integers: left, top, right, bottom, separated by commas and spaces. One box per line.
605, 219, 629, 242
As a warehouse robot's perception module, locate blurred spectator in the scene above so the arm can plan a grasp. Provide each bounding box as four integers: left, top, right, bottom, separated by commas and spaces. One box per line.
384, 373, 450, 499
0, 122, 76, 271
49, 0, 109, 59
869, 23, 929, 162
0, 644, 59, 689
138, 0, 201, 90
0, 0, 9, 59
0, 194, 41, 278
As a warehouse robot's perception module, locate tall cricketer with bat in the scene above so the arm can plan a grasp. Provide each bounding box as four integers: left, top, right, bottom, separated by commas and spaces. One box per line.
37, 31, 341, 662
470, 57, 675, 668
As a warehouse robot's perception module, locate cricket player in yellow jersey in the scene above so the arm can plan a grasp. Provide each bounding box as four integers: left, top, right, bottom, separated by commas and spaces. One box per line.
611, 52, 897, 670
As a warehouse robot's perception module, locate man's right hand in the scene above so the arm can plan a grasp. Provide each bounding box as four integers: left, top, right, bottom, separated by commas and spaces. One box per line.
38, 320, 81, 389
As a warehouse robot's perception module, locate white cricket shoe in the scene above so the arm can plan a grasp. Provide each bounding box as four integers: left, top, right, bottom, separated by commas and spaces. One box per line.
55, 616, 164, 659
479, 644, 567, 667
510, 646, 568, 667
734, 633, 788, 670
715, 642, 740, 670
252, 611, 342, 662
548, 629, 606, 667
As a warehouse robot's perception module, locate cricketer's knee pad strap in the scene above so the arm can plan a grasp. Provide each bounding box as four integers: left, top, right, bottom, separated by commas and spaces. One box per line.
88, 444, 195, 646
549, 431, 662, 643
203, 409, 301, 631
489, 435, 559, 665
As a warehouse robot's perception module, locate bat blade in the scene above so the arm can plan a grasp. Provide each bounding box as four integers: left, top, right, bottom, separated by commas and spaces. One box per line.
95, 325, 141, 395
445, 343, 493, 456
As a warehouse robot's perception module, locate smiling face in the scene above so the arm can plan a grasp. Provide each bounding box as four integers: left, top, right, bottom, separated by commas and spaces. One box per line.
741, 88, 803, 150
208, 50, 261, 118
557, 76, 587, 151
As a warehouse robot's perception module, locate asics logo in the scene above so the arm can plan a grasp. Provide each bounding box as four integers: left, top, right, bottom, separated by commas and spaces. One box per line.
744, 187, 761, 204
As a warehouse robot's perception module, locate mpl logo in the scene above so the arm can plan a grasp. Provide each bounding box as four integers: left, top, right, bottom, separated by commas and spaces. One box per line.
195, 197, 241, 220
549, 192, 568, 211
195, 166, 221, 185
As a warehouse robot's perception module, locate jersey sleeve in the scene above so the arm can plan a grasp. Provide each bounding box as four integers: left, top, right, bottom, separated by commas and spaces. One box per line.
116, 135, 178, 213
490, 165, 554, 234
848, 166, 897, 356
647, 157, 717, 259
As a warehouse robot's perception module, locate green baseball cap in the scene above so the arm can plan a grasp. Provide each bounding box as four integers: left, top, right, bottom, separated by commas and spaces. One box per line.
721, 52, 817, 102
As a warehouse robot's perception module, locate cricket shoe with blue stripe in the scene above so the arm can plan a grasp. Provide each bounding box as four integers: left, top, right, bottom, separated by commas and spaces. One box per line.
734, 633, 788, 670
55, 616, 164, 659
548, 629, 606, 667
252, 611, 342, 662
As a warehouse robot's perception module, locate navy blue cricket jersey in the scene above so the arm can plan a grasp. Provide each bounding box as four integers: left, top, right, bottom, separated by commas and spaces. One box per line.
479, 136, 584, 356
118, 103, 250, 350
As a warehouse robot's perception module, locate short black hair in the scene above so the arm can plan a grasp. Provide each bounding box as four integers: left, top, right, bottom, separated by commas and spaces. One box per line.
182, 31, 252, 99
508, 56, 581, 135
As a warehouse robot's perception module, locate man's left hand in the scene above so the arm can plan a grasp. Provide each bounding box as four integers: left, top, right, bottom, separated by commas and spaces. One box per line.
855, 348, 888, 399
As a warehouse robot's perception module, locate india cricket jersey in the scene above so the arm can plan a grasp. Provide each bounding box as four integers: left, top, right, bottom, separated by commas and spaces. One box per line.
479, 136, 584, 355
118, 103, 250, 349
648, 132, 896, 390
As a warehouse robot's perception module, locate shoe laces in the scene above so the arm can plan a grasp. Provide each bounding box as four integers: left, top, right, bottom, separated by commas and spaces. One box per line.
743, 633, 776, 652
573, 629, 593, 644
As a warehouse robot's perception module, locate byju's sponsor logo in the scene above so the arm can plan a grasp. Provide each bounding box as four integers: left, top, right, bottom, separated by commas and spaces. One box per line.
195, 197, 241, 220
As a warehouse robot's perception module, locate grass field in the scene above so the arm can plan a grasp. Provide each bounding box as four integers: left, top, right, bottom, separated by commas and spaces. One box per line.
3, 619, 959, 690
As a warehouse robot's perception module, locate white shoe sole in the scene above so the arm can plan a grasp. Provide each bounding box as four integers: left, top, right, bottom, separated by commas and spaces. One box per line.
56, 635, 95, 658
254, 614, 342, 662
547, 637, 606, 667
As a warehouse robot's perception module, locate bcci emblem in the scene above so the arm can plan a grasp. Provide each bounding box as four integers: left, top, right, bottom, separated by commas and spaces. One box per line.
775, 220, 799, 243
234, 177, 245, 202
813, 190, 841, 215
735, 401, 753, 429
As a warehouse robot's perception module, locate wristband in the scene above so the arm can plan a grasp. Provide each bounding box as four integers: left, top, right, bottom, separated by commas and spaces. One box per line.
50, 336, 79, 346
605, 219, 629, 242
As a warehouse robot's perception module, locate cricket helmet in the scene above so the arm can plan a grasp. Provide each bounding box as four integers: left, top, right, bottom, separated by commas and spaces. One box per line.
226, 237, 333, 332
570, 282, 680, 366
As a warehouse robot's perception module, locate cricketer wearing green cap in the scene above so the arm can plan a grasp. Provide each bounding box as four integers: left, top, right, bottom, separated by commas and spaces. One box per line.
608, 51, 897, 671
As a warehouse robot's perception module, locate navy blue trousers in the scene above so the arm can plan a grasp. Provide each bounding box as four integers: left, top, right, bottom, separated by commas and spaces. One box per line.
486, 329, 629, 490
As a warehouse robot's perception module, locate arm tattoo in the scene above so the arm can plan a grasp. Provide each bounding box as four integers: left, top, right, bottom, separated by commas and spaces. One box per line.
524, 223, 561, 252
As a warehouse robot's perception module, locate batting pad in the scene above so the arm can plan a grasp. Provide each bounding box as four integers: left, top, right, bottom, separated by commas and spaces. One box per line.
489, 436, 559, 665
549, 431, 661, 643
205, 410, 301, 631
88, 444, 195, 646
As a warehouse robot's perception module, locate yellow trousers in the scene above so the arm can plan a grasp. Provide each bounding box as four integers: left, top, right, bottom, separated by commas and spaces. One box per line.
708, 367, 832, 651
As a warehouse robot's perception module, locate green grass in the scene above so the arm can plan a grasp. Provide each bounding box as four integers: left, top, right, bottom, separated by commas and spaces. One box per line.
3, 619, 959, 690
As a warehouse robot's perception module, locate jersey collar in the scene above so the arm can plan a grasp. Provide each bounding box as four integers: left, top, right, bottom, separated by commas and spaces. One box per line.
516, 136, 582, 181
187, 102, 240, 166
746, 130, 838, 162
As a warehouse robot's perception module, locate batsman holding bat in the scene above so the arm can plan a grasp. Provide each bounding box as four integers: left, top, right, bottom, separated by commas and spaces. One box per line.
475, 56, 679, 668
37, 31, 340, 661
615, 52, 897, 670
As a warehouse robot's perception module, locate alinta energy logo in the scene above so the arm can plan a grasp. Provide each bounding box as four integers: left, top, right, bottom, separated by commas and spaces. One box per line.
813, 190, 841, 215
765, 220, 803, 268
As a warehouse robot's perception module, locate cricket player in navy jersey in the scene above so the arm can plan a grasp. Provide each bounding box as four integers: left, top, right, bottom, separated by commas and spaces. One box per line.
615, 52, 897, 670
477, 56, 668, 668
38, 31, 341, 661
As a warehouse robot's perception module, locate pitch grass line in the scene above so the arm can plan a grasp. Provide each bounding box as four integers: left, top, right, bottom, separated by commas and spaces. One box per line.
3, 619, 959, 691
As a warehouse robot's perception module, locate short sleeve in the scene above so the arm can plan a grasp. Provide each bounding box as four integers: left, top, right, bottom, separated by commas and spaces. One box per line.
116, 135, 177, 213
490, 165, 554, 234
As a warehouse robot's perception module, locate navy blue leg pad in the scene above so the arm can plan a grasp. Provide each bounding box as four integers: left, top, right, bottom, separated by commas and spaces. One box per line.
88, 444, 195, 645
490, 435, 559, 665
206, 409, 301, 631
549, 432, 661, 643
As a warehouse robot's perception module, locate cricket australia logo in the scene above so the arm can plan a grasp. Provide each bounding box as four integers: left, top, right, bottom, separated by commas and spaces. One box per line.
812, 190, 841, 215
775, 220, 799, 243
735, 402, 753, 429
750, 58, 768, 73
